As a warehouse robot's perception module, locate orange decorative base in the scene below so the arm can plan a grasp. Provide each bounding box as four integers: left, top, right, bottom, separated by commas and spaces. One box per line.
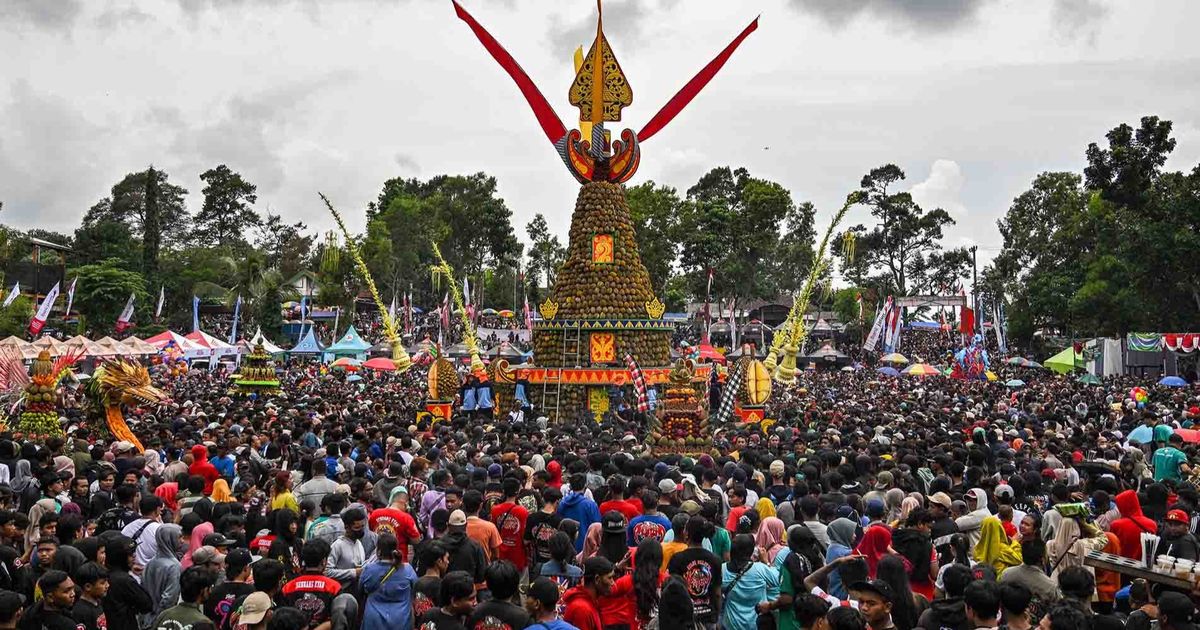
425, 400, 453, 423
735, 405, 767, 424
517, 364, 711, 386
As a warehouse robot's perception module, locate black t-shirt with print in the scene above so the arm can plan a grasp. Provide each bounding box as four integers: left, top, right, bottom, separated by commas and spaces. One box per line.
418, 609, 468, 630
667, 547, 722, 624
204, 581, 255, 630
468, 600, 533, 630
524, 511, 563, 565
413, 576, 442, 621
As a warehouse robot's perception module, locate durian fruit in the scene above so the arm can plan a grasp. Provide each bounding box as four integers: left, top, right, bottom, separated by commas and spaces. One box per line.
428, 356, 459, 400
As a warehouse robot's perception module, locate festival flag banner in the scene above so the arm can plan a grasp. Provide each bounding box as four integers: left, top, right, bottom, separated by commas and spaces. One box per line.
228, 295, 243, 344
115, 293, 136, 333
713, 358, 747, 425
993, 301, 1008, 354
959, 305, 975, 335
64, 277, 77, 317
192, 295, 200, 333
624, 353, 650, 413
155, 286, 165, 320
863, 298, 889, 351
1127, 333, 1162, 352
388, 295, 397, 327
1, 282, 20, 308
28, 281, 60, 336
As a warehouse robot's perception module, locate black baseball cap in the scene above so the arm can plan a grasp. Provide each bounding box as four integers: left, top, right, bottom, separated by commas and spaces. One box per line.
0, 591, 25, 622
527, 577, 561, 607
849, 580, 895, 603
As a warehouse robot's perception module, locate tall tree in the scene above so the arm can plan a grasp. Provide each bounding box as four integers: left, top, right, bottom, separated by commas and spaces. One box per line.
677, 167, 792, 316
524, 213, 565, 301
256, 213, 313, 278
772, 201, 817, 294
85, 168, 190, 249
193, 165, 261, 248
625, 182, 684, 294
71, 259, 149, 335
142, 165, 161, 278
72, 211, 139, 269
840, 164, 967, 297
1084, 115, 1176, 209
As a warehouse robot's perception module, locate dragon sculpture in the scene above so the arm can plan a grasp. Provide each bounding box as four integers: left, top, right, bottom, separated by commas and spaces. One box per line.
85, 359, 170, 453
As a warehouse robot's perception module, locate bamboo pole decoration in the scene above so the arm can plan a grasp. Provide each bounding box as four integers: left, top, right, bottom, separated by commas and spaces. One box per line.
429, 243, 485, 374
319, 193, 413, 372
765, 191, 863, 382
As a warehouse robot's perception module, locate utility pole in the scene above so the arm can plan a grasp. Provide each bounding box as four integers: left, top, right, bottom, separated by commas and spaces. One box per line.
970, 245, 979, 334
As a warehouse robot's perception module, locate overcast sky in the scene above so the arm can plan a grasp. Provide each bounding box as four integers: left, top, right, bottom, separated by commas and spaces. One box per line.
3, 0, 1199, 271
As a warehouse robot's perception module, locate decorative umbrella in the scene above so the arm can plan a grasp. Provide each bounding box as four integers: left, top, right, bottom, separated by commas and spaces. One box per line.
1023, 359, 1043, 368
363, 357, 398, 371
876, 366, 900, 377
346, 374, 363, 382
985, 371, 998, 382
1159, 376, 1188, 387
1005, 357, 1026, 366
695, 343, 726, 364
902, 363, 941, 377
480, 308, 498, 315
880, 353, 908, 364
1005, 379, 1026, 388
497, 309, 515, 318
840, 366, 855, 372
330, 357, 361, 370
1077, 373, 1102, 385
1045, 347, 1084, 374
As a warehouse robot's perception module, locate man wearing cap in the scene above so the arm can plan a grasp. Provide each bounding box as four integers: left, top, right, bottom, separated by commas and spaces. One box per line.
231, 592, 273, 630
205, 548, 257, 630
562, 557, 615, 630
191, 545, 227, 581
1158, 591, 1197, 630
440, 509, 487, 587
849, 579, 896, 630
1162, 509, 1200, 561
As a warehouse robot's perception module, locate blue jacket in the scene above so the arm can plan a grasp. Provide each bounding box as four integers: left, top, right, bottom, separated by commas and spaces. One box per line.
557, 491, 601, 552
360, 561, 418, 630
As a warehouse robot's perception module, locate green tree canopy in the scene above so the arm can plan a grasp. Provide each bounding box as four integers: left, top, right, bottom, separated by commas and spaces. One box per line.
193, 165, 260, 249
71, 259, 149, 336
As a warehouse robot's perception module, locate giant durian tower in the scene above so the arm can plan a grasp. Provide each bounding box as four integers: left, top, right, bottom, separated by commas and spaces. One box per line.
532, 181, 672, 411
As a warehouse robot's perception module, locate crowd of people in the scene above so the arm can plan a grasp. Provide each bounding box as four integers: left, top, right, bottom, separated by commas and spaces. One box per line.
0, 332, 1197, 630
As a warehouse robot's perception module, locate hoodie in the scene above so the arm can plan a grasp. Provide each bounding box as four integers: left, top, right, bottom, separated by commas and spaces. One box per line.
915, 596, 969, 630
142, 523, 185, 625
1109, 490, 1157, 561
558, 491, 601, 552
953, 488, 992, 548
188, 444, 220, 495
561, 585, 603, 630
546, 461, 564, 490
440, 530, 486, 584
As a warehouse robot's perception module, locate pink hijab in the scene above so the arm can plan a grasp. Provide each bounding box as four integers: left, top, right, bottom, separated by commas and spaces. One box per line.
181, 521, 214, 569
755, 517, 787, 564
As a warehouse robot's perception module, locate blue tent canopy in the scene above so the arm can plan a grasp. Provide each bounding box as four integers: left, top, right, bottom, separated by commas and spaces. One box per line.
324, 325, 371, 360
289, 327, 325, 355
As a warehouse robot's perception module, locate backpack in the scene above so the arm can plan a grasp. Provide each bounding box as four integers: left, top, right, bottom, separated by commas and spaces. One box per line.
95, 506, 127, 534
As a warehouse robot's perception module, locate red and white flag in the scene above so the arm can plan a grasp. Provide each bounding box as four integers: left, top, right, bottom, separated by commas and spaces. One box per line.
523, 295, 533, 332
440, 293, 450, 332
64, 277, 77, 317
115, 292, 136, 333
28, 282, 60, 336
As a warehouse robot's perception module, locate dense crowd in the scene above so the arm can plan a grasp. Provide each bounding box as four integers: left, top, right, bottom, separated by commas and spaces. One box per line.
0, 342, 1198, 630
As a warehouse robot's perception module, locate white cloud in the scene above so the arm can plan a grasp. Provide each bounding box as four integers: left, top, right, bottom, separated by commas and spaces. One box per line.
909, 159, 966, 217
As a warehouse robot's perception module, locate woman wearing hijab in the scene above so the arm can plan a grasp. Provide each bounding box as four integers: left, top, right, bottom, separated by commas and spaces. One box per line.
154, 480, 179, 519
892, 496, 922, 529
754, 497, 777, 523
884, 488, 906, 524
24, 497, 58, 560
755, 517, 787, 565
211, 479, 234, 503
179, 513, 213, 569
141, 523, 185, 627
854, 523, 895, 578
1046, 516, 1107, 581
825, 517, 858, 600
972, 516, 1022, 576
143, 450, 165, 478
11, 460, 38, 513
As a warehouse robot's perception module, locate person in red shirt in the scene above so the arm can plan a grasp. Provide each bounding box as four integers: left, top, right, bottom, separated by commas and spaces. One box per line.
562, 556, 615, 630
724, 486, 749, 533
369, 485, 422, 562
490, 479, 529, 572
598, 477, 642, 524
188, 444, 220, 495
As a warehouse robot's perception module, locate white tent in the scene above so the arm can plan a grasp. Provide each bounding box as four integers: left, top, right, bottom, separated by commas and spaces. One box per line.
186, 330, 241, 358
245, 328, 286, 355
144, 331, 211, 359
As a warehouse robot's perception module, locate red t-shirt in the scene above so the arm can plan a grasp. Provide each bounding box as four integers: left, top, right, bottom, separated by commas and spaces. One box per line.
370, 507, 421, 560
490, 501, 529, 570
599, 499, 642, 524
